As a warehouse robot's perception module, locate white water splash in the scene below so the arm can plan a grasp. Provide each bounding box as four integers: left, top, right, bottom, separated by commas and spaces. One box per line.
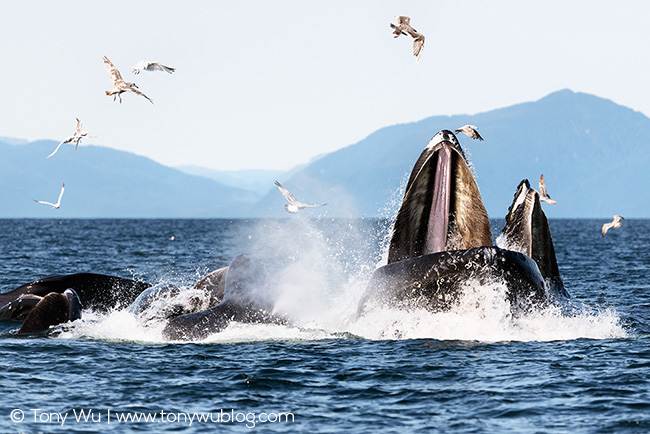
347, 280, 627, 342
56, 277, 627, 345
57, 310, 166, 343
54, 217, 628, 344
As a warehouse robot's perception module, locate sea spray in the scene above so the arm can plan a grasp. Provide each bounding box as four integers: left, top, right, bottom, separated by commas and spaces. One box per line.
348, 278, 628, 342
55, 217, 627, 344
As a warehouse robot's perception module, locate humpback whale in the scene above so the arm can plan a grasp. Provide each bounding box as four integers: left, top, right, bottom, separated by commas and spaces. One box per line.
161, 254, 286, 341
387, 130, 492, 264
0, 273, 152, 314
0, 288, 82, 334
359, 130, 569, 315
0, 254, 283, 339
2, 129, 570, 337
0, 274, 152, 334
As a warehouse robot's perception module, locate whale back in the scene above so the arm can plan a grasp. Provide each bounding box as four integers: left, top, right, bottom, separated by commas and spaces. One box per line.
223, 253, 273, 311
0, 273, 151, 312
162, 254, 282, 341
388, 130, 492, 264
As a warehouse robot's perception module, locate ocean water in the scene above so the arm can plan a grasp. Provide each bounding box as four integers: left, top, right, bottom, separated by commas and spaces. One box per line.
0, 218, 649, 433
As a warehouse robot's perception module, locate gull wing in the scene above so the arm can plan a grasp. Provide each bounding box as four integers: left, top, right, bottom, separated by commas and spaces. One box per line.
148, 62, 176, 74
455, 125, 483, 141
539, 174, 549, 197
601, 222, 613, 237
33, 183, 63, 208
130, 60, 147, 74
34, 199, 56, 207
411, 33, 425, 62
396, 16, 411, 25
127, 85, 154, 104
274, 181, 298, 204
75, 118, 83, 134
46, 140, 66, 159
104, 56, 124, 85
55, 183, 65, 207
539, 174, 557, 203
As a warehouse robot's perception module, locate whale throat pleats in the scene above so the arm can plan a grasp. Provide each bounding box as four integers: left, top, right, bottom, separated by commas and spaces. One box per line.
501, 180, 563, 288
388, 137, 491, 264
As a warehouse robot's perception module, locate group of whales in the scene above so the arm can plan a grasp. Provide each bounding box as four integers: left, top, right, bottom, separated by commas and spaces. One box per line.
1, 130, 570, 340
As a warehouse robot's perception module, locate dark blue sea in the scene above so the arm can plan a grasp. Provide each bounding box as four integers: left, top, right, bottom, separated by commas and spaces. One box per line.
1, 218, 649, 433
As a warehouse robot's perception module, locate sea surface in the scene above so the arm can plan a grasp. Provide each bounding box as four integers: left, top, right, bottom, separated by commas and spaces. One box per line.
0, 218, 649, 433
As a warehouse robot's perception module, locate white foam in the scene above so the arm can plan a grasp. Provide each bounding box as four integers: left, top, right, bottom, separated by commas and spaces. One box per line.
56, 276, 627, 345
347, 280, 627, 342
57, 310, 166, 344
52, 218, 629, 345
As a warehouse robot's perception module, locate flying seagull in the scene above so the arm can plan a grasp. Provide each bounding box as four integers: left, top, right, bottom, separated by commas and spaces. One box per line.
34, 183, 65, 209
46, 118, 97, 158
601, 215, 624, 237
390, 16, 425, 63
274, 181, 327, 213
103, 56, 154, 104
454, 125, 484, 141
131, 61, 175, 75
538, 174, 557, 205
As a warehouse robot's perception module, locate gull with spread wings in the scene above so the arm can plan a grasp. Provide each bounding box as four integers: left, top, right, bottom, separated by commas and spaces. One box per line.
131, 61, 175, 75
390, 16, 425, 63
274, 181, 327, 213
539, 174, 557, 204
46, 118, 97, 158
34, 183, 65, 209
454, 125, 484, 141
103, 56, 154, 104
601, 215, 624, 237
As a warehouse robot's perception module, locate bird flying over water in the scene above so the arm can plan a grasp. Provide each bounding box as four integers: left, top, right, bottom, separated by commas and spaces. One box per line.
34, 183, 65, 209
454, 125, 484, 141
538, 174, 557, 205
601, 215, 624, 237
103, 56, 154, 104
46, 118, 97, 158
131, 61, 176, 75
274, 181, 327, 213
390, 16, 425, 63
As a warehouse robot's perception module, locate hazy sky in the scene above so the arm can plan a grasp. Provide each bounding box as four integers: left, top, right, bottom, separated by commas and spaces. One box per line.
3, 1, 649, 171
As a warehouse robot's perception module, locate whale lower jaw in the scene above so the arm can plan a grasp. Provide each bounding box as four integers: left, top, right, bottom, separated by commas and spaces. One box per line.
358, 246, 549, 316
387, 131, 491, 264
500, 179, 565, 295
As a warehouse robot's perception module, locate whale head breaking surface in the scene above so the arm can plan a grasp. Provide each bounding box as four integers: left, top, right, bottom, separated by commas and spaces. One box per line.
387, 130, 492, 264
359, 129, 570, 316
1, 129, 574, 338
161, 254, 284, 341
499, 179, 567, 296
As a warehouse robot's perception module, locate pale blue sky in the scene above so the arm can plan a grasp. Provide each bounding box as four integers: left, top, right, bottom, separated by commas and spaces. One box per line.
2, 1, 649, 170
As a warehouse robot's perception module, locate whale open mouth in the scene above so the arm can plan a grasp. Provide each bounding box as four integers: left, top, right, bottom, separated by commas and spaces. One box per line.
500, 179, 566, 295
388, 130, 492, 264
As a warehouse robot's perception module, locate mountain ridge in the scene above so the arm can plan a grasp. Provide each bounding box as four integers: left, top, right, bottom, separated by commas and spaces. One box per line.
1, 89, 648, 218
